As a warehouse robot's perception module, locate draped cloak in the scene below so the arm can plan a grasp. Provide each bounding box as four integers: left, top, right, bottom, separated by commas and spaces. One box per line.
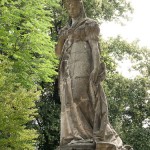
59, 18, 125, 150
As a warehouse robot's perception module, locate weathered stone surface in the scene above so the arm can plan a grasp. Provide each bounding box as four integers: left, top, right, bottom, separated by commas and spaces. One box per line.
56, 142, 133, 150
59, 143, 95, 150
55, 0, 132, 149
96, 142, 116, 150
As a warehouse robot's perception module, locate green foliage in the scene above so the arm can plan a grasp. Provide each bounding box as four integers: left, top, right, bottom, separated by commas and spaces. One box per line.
125, 127, 150, 150
0, 0, 57, 88
0, 0, 58, 149
101, 36, 150, 83
83, 0, 133, 21
36, 92, 60, 149
0, 55, 38, 150
101, 37, 150, 149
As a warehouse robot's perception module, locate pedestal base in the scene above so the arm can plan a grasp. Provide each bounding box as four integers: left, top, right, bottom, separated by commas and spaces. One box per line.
58, 142, 133, 150
96, 142, 116, 150
59, 143, 95, 150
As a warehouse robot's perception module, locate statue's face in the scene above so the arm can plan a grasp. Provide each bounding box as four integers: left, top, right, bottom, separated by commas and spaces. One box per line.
67, 2, 81, 18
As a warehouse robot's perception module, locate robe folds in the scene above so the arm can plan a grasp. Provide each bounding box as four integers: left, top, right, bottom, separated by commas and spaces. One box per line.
59, 18, 125, 150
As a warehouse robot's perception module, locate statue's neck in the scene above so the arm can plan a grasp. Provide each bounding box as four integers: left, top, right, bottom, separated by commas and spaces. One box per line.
72, 18, 77, 25
71, 16, 82, 26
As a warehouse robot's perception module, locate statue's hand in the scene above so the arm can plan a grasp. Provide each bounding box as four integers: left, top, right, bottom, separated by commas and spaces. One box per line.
90, 68, 99, 84
59, 28, 69, 40
59, 32, 67, 41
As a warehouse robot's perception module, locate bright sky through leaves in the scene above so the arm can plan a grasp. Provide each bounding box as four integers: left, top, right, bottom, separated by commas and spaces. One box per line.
101, 0, 150, 78
101, 0, 150, 48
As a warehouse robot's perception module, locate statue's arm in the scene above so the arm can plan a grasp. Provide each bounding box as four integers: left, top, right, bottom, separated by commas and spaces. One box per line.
88, 39, 101, 83
85, 20, 101, 83
89, 39, 100, 69
55, 27, 68, 57
55, 36, 66, 57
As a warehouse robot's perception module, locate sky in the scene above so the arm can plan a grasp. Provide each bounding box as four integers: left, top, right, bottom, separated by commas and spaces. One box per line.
101, 0, 150, 48
100, 0, 150, 78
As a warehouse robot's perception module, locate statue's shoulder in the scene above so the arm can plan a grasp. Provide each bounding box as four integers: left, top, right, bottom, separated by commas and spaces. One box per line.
85, 18, 99, 28
84, 18, 100, 40
85, 18, 99, 25
59, 25, 69, 36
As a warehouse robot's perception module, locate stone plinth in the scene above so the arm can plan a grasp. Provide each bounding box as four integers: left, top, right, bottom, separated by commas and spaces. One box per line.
96, 142, 116, 150
57, 142, 133, 150
59, 143, 95, 150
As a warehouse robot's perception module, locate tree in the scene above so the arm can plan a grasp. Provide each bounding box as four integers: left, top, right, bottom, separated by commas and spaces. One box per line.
0, 0, 57, 88
36, 82, 60, 150
101, 37, 150, 150
84, 0, 133, 22
0, 55, 38, 150
0, 0, 57, 149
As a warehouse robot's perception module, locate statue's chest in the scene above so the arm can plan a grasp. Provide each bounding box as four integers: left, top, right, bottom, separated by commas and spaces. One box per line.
62, 24, 88, 56
68, 24, 86, 42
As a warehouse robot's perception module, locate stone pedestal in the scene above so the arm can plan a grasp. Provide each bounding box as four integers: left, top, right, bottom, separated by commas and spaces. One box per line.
96, 142, 116, 150
59, 143, 95, 150
57, 142, 120, 150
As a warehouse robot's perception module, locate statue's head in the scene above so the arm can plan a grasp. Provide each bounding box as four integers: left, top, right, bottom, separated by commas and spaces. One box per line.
63, 0, 86, 18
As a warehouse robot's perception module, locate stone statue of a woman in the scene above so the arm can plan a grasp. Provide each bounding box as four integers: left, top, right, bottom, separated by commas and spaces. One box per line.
56, 0, 132, 149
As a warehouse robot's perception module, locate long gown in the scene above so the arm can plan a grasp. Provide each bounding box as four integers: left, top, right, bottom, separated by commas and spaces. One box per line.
59, 17, 125, 150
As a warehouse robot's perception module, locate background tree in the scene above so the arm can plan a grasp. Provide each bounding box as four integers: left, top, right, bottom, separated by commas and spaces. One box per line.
101, 37, 150, 150
0, 55, 38, 150
0, 0, 57, 149
84, 0, 133, 21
